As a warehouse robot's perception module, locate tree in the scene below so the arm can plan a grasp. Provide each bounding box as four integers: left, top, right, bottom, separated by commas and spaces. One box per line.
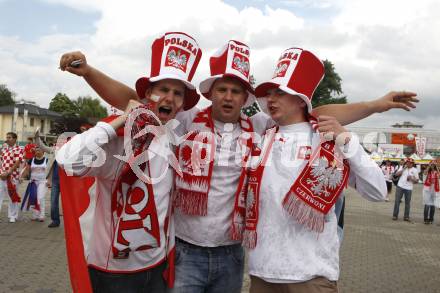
0, 84, 15, 107
312, 60, 347, 107
49, 93, 78, 115
75, 96, 108, 120
50, 115, 90, 135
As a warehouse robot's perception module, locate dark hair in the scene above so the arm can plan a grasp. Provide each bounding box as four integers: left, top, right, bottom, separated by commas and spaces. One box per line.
6, 132, 17, 139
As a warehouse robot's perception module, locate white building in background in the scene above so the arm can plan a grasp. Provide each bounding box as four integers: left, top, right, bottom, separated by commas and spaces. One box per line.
347, 121, 440, 161
0, 101, 61, 145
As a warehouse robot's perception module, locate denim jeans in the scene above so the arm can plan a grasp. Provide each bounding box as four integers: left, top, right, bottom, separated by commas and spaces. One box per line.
393, 186, 412, 219
169, 238, 245, 293
88, 261, 167, 293
334, 193, 345, 242
424, 205, 435, 222
50, 182, 60, 225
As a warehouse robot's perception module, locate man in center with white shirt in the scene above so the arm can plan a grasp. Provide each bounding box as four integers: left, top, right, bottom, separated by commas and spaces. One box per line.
392, 157, 419, 221
244, 48, 388, 293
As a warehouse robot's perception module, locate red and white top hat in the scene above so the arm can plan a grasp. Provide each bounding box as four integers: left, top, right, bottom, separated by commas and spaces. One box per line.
199, 40, 255, 106
255, 48, 324, 113
135, 32, 202, 110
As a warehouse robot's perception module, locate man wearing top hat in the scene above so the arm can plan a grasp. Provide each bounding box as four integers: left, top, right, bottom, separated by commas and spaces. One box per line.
392, 157, 419, 222
57, 32, 202, 292
243, 47, 388, 293
60, 38, 418, 293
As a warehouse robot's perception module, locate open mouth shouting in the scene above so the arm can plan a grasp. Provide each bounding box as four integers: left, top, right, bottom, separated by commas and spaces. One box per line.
157, 105, 174, 122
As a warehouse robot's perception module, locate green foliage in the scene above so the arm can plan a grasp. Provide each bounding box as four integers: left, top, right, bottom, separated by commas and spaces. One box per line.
48, 93, 108, 134
312, 60, 347, 107
75, 96, 108, 119
0, 84, 15, 106
49, 93, 78, 115
50, 115, 90, 135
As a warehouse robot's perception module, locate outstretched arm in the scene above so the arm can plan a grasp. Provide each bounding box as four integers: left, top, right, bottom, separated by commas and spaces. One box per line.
34, 128, 53, 154
59, 51, 138, 110
312, 91, 418, 126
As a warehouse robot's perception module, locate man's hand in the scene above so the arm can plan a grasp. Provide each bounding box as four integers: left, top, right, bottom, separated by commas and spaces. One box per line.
0, 172, 8, 180
59, 51, 91, 77
124, 99, 144, 115
108, 99, 144, 130
371, 91, 419, 113
317, 115, 351, 145
46, 181, 52, 188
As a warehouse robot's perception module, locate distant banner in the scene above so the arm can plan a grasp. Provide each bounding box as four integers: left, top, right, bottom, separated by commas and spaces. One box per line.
391, 133, 417, 145
378, 144, 404, 156
415, 136, 427, 157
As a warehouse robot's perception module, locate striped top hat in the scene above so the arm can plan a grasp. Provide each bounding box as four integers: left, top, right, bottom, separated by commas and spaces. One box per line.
255, 48, 324, 113
135, 32, 202, 110
199, 40, 255, 106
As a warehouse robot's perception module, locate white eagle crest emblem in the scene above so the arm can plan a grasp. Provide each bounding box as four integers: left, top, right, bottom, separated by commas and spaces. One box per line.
306, 157, 343, 197
233, 55, 250, 77
274, 62, 289, 78
167, 49, 188, 71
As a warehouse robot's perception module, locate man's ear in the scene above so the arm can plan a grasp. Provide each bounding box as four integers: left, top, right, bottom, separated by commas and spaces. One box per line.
144, 88, 153, 100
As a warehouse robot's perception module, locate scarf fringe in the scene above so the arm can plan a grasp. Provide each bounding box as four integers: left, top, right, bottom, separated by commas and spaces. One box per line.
175, 189, 208, 216
282, 192, 325, 233
230, 222, 244, 241
242, 229, 257, 249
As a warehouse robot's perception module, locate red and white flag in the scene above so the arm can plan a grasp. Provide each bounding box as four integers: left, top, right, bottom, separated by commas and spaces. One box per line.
59, 169, 94, 293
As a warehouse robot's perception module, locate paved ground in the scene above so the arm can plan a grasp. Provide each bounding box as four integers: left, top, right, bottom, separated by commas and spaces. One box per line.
1, 183, 440, 292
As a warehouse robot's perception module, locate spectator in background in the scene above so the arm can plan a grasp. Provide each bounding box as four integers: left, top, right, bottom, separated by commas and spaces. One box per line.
423, 161, 439, 224
79, 123, 93, 133
34, 129, 61, 228
381, 160, 395, 201
24, 137, 36, 160
20, 146, 49, 222
0, 132, 24, 223
393, 158, 419, 222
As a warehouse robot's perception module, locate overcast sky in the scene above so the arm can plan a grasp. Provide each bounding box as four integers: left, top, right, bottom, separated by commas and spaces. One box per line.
0, 0, 438, 129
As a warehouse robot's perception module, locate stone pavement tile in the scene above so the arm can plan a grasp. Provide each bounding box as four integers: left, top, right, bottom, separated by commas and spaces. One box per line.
2, 182, 440, 293
339, 185, 440, 293
0, 181, 68, 293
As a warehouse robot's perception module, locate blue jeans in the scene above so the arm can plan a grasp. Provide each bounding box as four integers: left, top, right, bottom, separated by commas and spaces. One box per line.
170, 238, 244, 293
393, 186, 412, 219
334, 193, 345, 242
89, 261, 167, 293
50, 182, 60, 225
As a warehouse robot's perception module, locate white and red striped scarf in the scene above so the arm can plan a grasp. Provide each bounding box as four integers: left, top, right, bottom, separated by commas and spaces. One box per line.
174, 106, 255, 240
243, 116, 350, 249
424, 171, 439, 192
102, 106, 163, 258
